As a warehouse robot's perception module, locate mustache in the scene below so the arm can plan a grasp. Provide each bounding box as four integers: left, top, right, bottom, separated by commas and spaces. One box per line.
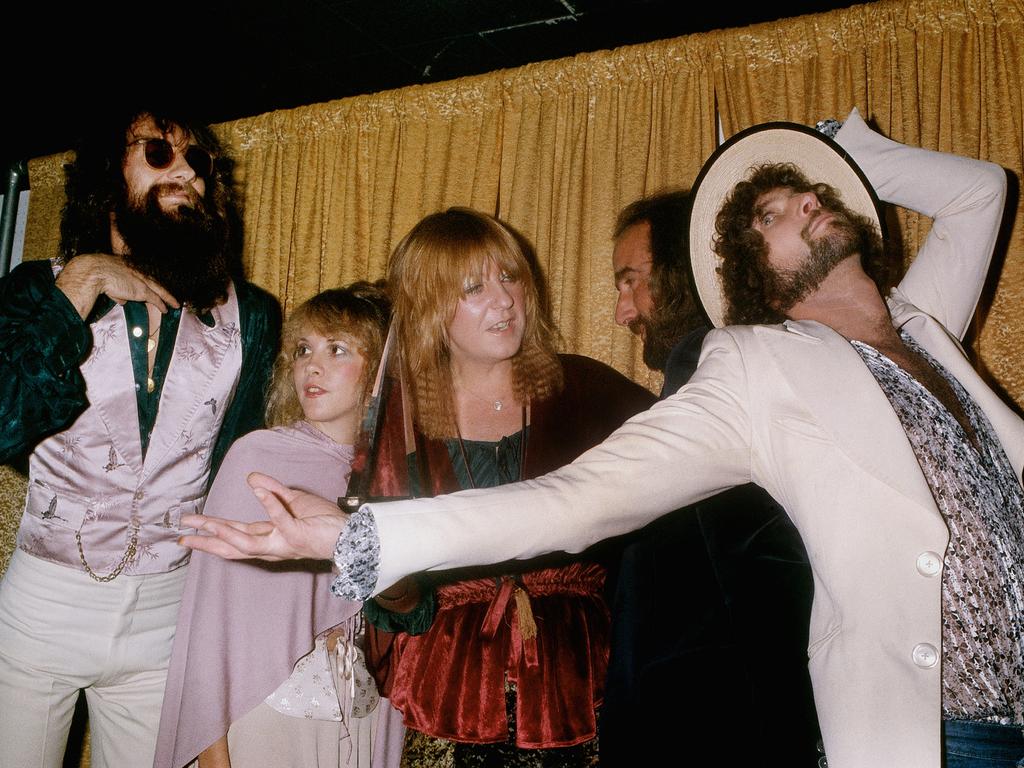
801, 208, 852, 242
150, 182, 202, 208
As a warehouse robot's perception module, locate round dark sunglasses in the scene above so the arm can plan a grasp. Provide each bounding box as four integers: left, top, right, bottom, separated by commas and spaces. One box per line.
127, 138, 215, 178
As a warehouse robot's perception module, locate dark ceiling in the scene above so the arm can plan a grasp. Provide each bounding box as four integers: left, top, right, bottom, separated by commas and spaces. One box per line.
5, 0, 860, 173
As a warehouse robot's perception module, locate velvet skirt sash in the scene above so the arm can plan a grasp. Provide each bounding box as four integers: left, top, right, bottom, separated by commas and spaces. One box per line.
385, 562, 608, 749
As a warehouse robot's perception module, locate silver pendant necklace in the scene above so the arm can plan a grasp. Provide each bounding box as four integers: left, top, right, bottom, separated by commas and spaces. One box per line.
459, 382, 510, 411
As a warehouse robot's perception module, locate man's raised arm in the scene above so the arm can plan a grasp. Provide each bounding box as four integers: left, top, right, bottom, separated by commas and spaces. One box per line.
835, 108, 1006, 340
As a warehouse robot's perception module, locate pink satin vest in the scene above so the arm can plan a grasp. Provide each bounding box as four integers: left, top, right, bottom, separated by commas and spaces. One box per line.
16, 277, 243, 577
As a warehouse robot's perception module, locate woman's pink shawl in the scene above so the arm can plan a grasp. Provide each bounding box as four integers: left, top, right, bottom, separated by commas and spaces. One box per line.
153, 421, 403, 768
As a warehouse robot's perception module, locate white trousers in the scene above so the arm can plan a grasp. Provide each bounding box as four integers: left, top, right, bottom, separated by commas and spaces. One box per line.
0, 549, 186, 768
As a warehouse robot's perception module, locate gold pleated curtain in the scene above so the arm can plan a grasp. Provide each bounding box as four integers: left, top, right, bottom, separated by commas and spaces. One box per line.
709, 0, 1024, 399
10, 0, 1024, 583
211, 41, 716, 392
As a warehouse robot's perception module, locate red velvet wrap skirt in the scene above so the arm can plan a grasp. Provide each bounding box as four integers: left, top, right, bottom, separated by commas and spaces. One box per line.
386, 562, 608, 748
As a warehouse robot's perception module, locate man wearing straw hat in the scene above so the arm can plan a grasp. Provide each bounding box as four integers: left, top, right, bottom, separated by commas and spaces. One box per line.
185, 109, 1020, 767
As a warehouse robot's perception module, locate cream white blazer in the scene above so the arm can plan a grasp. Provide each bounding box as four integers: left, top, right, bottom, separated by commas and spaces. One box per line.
366, 110, 1019, 768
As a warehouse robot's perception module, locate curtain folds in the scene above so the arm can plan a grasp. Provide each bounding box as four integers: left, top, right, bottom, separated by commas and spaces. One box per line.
218, 84, 506, 310
6, 7, 1021, 762
710, 0, 1023, 399
20, 0, 1024, 401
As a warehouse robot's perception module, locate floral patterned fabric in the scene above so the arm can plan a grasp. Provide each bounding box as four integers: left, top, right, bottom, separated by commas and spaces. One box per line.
852, 332, 1024, 725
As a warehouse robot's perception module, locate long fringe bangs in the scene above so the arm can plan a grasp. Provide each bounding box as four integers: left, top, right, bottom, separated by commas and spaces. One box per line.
388, 208, 562, 438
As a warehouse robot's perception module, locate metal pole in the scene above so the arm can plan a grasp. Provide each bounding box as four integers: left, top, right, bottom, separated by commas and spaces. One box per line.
1, 160, 28, 278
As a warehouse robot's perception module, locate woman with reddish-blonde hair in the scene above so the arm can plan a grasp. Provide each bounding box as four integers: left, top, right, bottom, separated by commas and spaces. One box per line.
363, 208, 655, 766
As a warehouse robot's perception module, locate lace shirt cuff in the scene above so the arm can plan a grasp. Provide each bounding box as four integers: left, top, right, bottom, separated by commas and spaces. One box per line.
330, 508, 381, 601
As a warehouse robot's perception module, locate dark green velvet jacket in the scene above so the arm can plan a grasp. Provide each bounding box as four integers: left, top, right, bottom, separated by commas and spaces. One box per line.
0, 259, 281, 484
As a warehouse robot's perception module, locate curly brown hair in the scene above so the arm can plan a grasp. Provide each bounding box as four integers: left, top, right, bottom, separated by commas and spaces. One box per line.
387, 208, 563, 439
265, 282, 392, 429
714, 163, 892, 325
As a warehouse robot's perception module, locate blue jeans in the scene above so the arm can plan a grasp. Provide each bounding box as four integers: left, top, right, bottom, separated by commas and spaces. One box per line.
944, 719, 1024, 767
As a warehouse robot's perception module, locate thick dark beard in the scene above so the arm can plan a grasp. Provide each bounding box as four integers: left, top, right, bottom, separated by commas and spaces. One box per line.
628, 313, 676, 372
768, 211, 863, 313
115, 184, 232, 313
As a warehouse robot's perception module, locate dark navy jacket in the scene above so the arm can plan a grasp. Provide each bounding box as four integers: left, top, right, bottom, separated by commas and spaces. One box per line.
600, 326, 820, 766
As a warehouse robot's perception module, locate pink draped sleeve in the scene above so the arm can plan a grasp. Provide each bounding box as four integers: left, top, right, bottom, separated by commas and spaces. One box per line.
154, 423, 401, 768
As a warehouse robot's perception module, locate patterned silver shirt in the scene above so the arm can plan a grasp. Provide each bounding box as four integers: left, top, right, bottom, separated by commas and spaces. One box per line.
852, 333, 1024, 724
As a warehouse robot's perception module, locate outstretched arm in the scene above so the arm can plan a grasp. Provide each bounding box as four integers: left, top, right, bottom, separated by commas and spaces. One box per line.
181, 472, 347, 561
183, 329, 755, 596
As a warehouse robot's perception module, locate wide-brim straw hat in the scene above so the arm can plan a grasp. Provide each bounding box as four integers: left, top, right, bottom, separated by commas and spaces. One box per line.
687, 120, 883, 328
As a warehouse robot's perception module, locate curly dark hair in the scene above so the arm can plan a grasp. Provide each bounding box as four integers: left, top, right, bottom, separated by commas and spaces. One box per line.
59, 105, 242, 280
614, 188, 705, 368
714, 163, 893, 325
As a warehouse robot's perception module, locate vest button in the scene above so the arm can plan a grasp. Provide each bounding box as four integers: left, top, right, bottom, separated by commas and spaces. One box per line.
131, 325, 144, 338
916, 551, 942, 577
912, 643, 938, 668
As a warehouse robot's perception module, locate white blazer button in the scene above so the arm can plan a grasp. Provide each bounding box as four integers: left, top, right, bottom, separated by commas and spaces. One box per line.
916, 551, 942, 576
912, 643, 938, 668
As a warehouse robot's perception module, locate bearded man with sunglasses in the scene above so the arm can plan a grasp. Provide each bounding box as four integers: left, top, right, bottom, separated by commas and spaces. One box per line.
0, 108, 280, 768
